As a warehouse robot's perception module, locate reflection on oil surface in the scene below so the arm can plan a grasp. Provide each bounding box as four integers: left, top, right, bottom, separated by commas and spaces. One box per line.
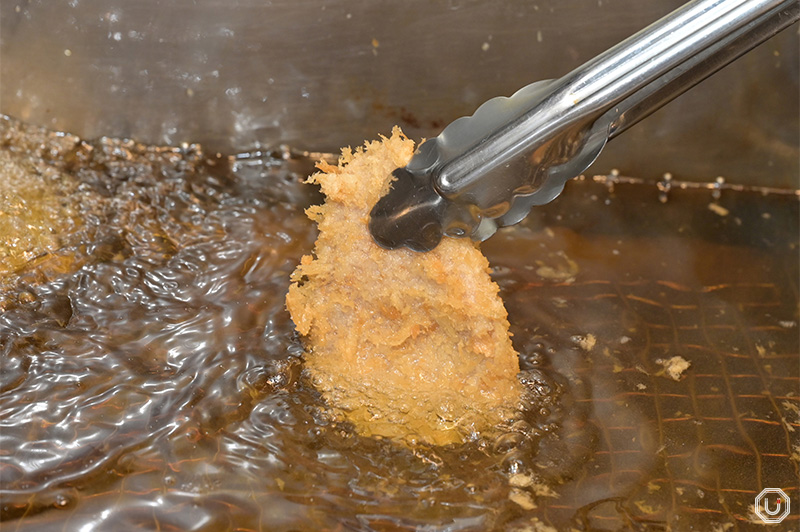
0, 115, 798, 531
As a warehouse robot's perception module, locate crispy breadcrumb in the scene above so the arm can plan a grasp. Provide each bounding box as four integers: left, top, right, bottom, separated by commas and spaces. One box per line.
286, 128, 521, 445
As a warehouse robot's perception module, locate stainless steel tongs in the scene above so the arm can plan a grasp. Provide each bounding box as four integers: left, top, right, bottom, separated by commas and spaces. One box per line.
369, 0, 800, 252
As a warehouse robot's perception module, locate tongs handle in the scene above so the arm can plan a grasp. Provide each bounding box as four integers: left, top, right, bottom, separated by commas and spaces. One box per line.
603, 0, 800, 140
370, 0, 800, 252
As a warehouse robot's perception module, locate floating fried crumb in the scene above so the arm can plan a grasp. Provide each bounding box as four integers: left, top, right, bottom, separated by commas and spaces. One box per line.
789, 442, 800, 461
509, 473, 534, 488
657, 356, 691, 381
746, 504, 769, 525
573, 333, 596, 352
508, 473, 559, 498
781, 400, 800, 428
286, 128, 521, 446
531, 483, 559, 498
535, 250, 579, 282
708, 203, 729, 216
509, 488, 537, 510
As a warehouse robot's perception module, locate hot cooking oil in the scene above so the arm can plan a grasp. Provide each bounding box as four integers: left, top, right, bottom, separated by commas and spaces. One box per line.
0, 115, 797, 531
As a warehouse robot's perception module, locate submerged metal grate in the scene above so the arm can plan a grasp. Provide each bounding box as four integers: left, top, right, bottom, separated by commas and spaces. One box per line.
486, 179, 799, 530
1, 115, 797, 531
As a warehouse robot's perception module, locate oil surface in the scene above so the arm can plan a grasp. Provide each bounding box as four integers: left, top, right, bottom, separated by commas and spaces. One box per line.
0, 115, 798, 531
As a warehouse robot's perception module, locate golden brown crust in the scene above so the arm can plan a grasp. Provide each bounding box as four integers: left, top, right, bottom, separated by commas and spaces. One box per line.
286, 127, 521, 445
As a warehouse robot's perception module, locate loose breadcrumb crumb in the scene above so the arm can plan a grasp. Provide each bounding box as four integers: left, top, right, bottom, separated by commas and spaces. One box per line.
707, 203, 729, 216
657, 356, 691, 381
509, 489, 537, 510
575, 333, 596, 352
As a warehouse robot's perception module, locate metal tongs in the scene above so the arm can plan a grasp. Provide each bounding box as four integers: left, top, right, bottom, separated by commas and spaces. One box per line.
369, 0, 800, 252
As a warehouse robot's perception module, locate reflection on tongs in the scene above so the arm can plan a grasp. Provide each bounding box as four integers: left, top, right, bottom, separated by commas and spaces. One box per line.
369, 0, 800, 252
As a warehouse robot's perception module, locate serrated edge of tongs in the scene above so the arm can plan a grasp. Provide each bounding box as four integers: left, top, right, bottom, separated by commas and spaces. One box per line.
370, 0, 800, 252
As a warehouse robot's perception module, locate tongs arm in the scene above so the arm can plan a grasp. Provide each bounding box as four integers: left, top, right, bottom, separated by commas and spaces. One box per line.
605, 0, 800, 140
369, 0, 800, 252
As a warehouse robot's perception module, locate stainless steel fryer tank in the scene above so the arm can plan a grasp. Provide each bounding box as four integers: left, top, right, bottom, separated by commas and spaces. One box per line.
1, 3, 799, 531
1, 0, 798, 188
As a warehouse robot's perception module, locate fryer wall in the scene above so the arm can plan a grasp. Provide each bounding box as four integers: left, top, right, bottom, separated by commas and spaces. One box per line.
1, 0, 797, 187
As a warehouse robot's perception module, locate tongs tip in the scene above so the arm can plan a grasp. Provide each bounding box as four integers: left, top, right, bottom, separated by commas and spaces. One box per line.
369, 167, 445, 252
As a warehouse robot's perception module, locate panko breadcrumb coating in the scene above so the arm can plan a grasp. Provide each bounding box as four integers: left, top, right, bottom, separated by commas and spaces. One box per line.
286, 128, 521, 445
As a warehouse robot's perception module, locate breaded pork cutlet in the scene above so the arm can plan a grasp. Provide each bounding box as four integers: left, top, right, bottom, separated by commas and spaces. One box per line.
286, 128, 521, 445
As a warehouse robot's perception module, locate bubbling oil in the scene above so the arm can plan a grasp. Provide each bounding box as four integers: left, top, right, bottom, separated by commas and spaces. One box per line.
1, 115, 798, 531
0, 116, 571, 531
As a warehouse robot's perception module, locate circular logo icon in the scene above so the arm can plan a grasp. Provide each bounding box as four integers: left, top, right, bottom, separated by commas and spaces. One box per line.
755, 488, 790, 524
